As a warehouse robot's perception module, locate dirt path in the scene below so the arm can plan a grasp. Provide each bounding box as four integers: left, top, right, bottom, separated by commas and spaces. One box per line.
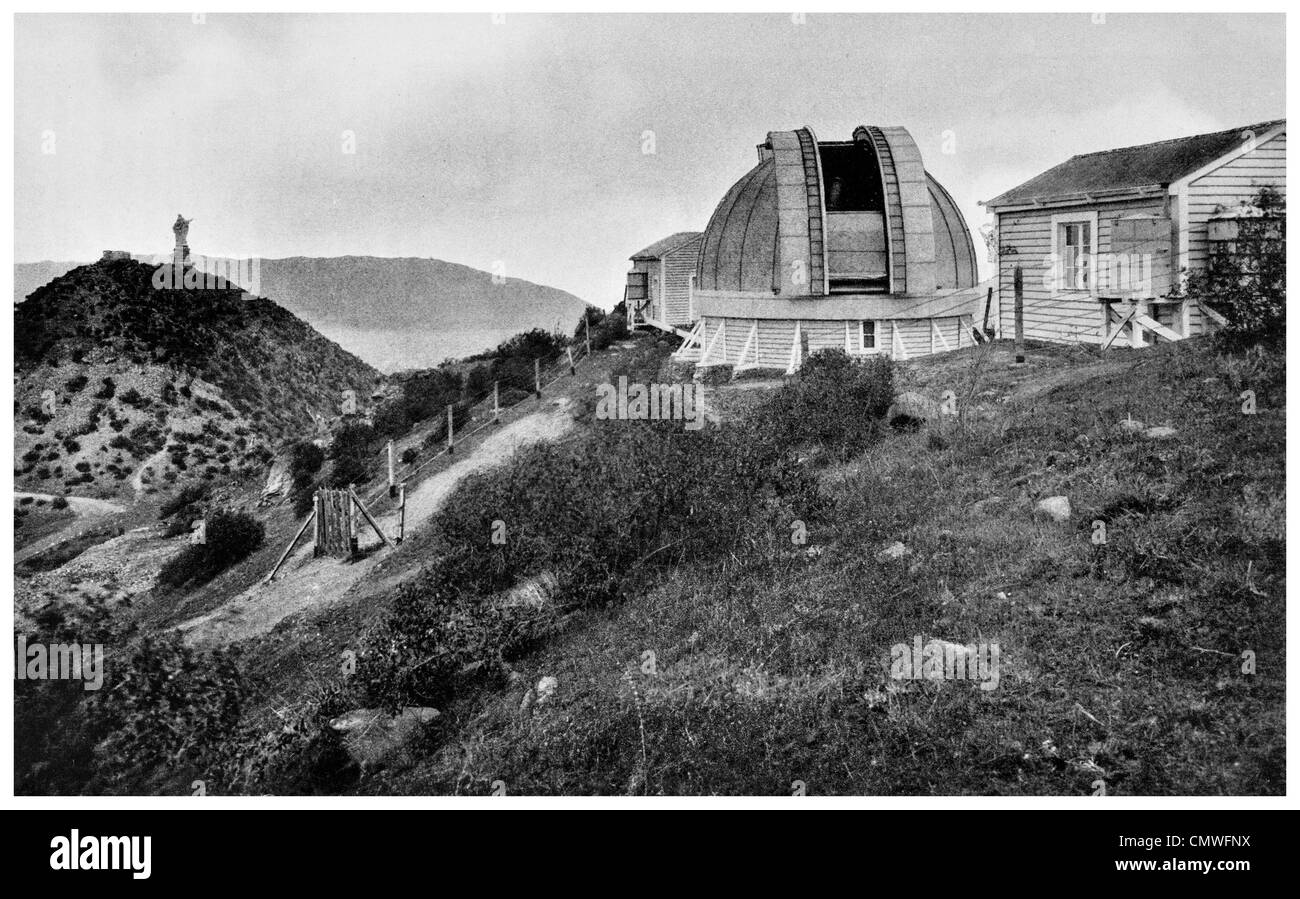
14, 491, 127, 517
14, 492, 129, 565
176, 405, 573, 648
130, 445, 170, 496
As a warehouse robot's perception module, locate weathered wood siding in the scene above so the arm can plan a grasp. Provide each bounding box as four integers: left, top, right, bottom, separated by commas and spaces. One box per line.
995, 196, 1167, 344
700, 315, 971, 367
1185, 131, 1286, 272
661, 239, 702, 326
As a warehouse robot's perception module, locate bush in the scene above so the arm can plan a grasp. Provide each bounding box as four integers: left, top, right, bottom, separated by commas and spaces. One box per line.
160, 482, 209, 520
1187, 186, 1285, 349
51, 496, 69, 510
759, 350, 894, 460
289, 441, 326, 517
576, 305, 629, 352
87, 634, 243, 788
328, 423, 377, 487
157, 509, 265, 588
65, 374, 88, 393
94, 377, 116, 400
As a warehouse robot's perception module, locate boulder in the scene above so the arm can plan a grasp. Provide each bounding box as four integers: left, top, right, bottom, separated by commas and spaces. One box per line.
328, 707, 440, 770
536, 676, 558, 705
876, 541, 911, 562
1034, 496, 1072, 523
1144, 426, 1178, 440
887, 392, 940, 427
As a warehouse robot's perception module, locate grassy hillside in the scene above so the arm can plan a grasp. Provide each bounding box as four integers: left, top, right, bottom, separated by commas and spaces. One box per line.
359, 339, 1285, 795
15, 335, 1284, 796
14, 258, 379, 500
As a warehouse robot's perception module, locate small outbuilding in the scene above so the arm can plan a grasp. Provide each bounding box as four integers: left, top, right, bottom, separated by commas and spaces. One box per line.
624, 232, 704, 331
983, 119, 1285, 347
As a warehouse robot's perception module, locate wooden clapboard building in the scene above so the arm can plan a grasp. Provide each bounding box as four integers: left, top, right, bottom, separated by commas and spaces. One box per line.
625, 232, 704, 332
983, 119, 1286, 347
675, 125, 984, 372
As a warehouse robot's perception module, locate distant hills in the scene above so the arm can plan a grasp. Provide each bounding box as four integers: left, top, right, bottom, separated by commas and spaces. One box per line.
15, 256, 590, 371
14, 258, 380, 500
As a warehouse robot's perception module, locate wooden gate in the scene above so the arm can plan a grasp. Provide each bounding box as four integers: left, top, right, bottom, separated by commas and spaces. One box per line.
314, 488, 356, 558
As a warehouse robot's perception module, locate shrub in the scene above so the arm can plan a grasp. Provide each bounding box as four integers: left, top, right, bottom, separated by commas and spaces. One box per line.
157, 509, 265, 588
758, 350, 894, 460
328, 423, 376, 487
94, 377, 116, 400
289, 441, 326, 517
65, 374, 89, 393
1187, 186, 1285, 349
87, 634, 243, 789
160, 482, 209, 520
51, 496, 69, 510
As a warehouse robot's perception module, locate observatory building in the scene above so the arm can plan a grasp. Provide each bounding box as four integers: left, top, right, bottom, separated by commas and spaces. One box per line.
674, 125, 986, 371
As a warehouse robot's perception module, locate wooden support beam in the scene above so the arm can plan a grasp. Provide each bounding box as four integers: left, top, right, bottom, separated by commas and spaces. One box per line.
387, 440, 396, 497
1197, 299, 1228, 327
1133, 312, 1182, 343
786, 322, 803, 374
1101, 308, 1137, 350
266, 509, 316, 583
349, 487, 393, 549
397, 483, 406, 545
891, 321, 909, 361
931, 318, 952, 353
734, 320, 758, 369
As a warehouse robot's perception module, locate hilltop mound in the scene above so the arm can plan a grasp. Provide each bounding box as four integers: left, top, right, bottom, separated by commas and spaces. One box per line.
15, 256, 590, 371
14, 258, 379, 500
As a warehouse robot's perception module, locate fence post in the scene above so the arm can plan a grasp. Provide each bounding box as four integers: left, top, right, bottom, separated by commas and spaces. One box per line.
397, 483, 406, 544
585, 315, 591, 355
493, 380, 500, 424
567, 346, 575, 375
447, 404, 455, 454
1014, 264, 1025, 364
312, 490, 322, 556
387, 440, 396, 497
534, 358, 541, 406
347, 484, 359, 557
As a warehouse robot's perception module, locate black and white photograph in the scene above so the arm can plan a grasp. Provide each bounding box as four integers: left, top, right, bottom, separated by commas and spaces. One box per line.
4, 4, 1294, 856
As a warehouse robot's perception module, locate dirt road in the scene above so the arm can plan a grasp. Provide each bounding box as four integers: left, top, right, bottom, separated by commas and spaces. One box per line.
14, 492, 128, 566
176, 405, 573, 648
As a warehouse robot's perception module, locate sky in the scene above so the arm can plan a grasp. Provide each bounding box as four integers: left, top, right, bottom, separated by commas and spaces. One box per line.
14, 12, 1286, 308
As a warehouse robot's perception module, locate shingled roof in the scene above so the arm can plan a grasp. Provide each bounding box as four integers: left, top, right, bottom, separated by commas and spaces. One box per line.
630, 232, 702, 260
985, 119, 1285, 208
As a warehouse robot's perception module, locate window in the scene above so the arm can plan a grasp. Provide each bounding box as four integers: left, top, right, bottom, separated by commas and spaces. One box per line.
1050, 212, 1098, 294
859, 320, 876, 351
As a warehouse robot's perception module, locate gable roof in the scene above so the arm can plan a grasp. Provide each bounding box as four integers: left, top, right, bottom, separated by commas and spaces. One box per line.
985, 119, 1285, 208
630, 232, 703, 260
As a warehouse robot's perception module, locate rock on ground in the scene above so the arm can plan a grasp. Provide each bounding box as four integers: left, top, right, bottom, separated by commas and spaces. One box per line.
876, 541, 911, 562
887, 392, 940, 427
1035, 496, 1072, 523
328, 707, 440, 770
